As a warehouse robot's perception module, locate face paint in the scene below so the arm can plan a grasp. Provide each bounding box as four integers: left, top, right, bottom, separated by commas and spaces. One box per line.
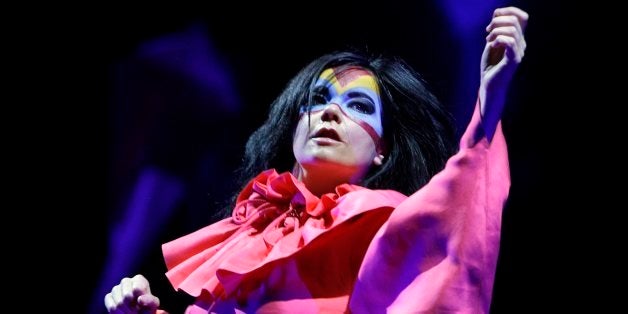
301, 67, 383, 142
293, 66, 385, 186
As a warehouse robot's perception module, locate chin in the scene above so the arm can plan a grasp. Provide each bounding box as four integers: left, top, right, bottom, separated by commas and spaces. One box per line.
305, 153, 346, 166
302, 158, 360, 172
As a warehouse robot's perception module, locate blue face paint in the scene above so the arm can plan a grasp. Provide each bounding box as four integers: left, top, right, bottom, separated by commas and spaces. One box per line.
301, 67, 383, 139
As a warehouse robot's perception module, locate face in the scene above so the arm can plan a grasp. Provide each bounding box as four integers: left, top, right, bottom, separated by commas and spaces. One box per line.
293, 66, 385, 182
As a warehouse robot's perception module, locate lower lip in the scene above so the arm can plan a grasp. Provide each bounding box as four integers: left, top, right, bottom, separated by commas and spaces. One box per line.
311, 137, 341, 145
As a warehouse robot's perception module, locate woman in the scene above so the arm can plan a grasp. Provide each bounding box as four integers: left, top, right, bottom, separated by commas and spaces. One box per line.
105, 6, 528, 313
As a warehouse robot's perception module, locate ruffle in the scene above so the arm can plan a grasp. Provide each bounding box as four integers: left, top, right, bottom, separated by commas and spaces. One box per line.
162, 169, 401, 300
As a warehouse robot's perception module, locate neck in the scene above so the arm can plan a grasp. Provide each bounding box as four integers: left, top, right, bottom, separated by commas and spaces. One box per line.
293, 164, 364, 197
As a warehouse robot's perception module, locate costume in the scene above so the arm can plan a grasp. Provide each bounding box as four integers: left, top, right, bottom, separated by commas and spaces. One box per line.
162, 101, 510, 313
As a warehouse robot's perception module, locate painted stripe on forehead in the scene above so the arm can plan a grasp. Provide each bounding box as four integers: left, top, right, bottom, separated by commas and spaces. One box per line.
333, 67, 372, 87
320, 68, 380, 95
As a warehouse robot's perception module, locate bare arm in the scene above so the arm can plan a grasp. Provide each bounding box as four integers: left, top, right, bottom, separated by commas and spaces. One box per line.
479, 6, 528, 142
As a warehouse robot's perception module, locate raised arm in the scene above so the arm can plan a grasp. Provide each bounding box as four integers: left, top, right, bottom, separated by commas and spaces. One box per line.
349, 8, 526, 313
479, 6, 528, 142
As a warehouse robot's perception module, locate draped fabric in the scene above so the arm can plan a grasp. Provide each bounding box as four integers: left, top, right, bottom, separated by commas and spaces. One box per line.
162, 100, 510, 313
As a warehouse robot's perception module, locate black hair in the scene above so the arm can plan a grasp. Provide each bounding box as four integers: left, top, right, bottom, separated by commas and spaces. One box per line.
218, 50, 457, 218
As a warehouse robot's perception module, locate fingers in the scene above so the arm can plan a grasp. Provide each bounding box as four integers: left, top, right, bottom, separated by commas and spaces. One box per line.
492, 6, 529, 30
490, 36, 520, 63
486, 15, 523, 37
487, 6, 528, 37
104, 292, 122, 314
104, 275, 159, 314
486, 27, 526, 62
485, 7, 528, 64
107, 282, 133, 313
131, 274, 152, 296
137, 294, 160, 311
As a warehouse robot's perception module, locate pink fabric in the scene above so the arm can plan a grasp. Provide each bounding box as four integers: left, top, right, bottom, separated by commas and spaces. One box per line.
162, 99, 510, 313
349, 101, 510, 313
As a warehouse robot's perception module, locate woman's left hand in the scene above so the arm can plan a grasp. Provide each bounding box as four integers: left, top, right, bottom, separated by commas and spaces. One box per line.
479, 6, 529, 140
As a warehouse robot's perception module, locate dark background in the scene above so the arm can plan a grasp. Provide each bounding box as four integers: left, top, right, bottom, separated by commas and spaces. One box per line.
31, 0, 569, 313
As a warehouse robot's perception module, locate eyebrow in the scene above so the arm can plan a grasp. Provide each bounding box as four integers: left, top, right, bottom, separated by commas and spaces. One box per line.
346, 91, 376, 104
312, 85, 331, 98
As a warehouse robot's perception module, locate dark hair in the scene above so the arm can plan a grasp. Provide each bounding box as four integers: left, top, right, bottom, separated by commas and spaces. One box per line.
219, 50, 457, 218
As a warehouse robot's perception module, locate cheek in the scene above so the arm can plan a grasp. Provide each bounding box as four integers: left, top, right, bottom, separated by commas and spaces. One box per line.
355, 119, 382, 146
292, 118, 309, 149
346, 127, 378, 158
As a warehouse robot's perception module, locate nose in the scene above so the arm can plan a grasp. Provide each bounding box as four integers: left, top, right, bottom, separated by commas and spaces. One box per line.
321, 103, 342, 123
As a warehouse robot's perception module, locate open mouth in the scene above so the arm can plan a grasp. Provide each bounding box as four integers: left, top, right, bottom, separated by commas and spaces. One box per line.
311, 128, 341, 141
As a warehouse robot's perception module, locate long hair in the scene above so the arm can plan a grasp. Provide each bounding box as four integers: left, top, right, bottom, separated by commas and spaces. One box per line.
218, 50, 457, 218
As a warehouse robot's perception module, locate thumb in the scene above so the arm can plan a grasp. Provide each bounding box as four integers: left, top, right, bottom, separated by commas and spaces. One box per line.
137, 294, 160, 313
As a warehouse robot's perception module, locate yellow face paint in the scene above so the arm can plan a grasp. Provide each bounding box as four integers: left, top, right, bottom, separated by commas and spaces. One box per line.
319, 67, 380, 96
304, 67, 384, 138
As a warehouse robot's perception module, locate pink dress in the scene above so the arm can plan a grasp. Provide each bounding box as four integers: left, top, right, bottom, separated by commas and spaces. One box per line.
162, 101, 510, 313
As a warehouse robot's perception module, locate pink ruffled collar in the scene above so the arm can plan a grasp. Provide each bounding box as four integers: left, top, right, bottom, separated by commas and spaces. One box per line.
232, 169, 363, 247
163, 169, 367, 300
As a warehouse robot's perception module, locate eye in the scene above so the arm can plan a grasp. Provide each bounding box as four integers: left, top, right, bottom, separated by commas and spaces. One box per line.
347, 100, 375, 114
312, 92, 327, 105
300, 91, 329, 113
